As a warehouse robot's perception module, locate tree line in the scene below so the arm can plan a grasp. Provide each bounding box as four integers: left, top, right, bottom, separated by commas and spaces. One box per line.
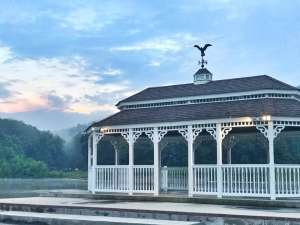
0, 118, 87, 178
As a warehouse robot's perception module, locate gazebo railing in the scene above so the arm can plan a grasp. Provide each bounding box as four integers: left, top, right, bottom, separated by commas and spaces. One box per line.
161, 167, 188, 191
275, 165, 300, 197
92, 164, 300, 198
222, 164, 270, 196
193, 165, 217, 194
95, 165, 129, 192
133, 165, 154, 192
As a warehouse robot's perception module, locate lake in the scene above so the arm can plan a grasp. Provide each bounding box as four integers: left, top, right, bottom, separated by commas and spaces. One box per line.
0, 178, 87, 198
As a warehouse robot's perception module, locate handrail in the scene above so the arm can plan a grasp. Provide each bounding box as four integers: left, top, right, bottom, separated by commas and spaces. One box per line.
95, 165, 129, 168
133, 165, 154, 168
222, 164, 269, 168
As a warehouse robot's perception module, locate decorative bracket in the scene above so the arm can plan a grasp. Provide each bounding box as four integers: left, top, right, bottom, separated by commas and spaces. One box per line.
94, 131, 104, 144
158, 130, 168, 142
256, 125, 268, 138
133, 131, 143, 143
221, 127, 232, 140
121, 131, 130, 143
274, 125, 285, 138
192, 128, 203, 141
206, 127, 216, 140
145, 130, 154, 142
178, 128, 189, 141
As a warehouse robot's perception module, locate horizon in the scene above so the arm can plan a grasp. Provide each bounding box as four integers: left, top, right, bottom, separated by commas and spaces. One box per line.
0, 0, 300, 130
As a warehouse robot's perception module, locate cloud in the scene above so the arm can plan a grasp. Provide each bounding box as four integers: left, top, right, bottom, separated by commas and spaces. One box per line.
110, 33, 200, 68
148, 60, 161, 67
59, 2, 133, 32
0, 82, 11, 98
110, 33, 210, 69
47, 94, 72, 110
102, 68, 122, 76
0, 2, 41, 25
111, 38, 181, 52
0, 45, 13, 63
111, 33, 198, 53
0, 45, 131, 115
179, 0, 262, 21
61, 7, 105, 31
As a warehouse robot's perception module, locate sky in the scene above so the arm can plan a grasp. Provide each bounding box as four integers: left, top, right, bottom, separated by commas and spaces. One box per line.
0, 0, 300, 131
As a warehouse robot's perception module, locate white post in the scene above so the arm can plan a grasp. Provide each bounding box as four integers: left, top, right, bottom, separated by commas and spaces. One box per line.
87, 134, 92, 191
92, 130, 98, 194
268, 121, 276, 200
162, 166, 168, 192
128, 129, 134, 195
153, 127, 160, 196
115, 148, 119, 165
216, 124, 223, 198
187, 125, 194, 197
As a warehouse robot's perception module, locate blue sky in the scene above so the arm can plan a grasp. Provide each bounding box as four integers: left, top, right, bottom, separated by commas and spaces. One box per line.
0, 0, 300, 130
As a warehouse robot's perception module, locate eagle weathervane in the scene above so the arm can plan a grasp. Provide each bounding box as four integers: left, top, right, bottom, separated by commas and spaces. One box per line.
194, 44, 212, 68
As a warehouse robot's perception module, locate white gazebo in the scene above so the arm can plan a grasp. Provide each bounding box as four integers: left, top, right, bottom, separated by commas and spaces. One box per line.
86, 67, 300, 200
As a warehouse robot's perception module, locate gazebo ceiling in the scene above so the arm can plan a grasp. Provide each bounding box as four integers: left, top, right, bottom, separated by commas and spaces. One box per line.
90, 98, 300, 128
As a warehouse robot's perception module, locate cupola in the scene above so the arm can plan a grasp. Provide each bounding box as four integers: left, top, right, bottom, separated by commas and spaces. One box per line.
193, 68, 213, 84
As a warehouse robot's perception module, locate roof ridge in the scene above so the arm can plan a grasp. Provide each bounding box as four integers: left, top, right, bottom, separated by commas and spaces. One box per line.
144, 75, 280, 89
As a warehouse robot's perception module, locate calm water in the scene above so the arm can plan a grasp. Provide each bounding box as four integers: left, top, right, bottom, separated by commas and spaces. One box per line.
0, 178, 87, 198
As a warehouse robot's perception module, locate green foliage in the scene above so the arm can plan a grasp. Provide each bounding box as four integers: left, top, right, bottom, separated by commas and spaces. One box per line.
0, 118, 69, 178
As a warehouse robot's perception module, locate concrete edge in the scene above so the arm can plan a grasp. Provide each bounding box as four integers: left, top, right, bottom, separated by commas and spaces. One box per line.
0, 213, 144, 225
44, 191, 300, 209
1, 201, 300, 222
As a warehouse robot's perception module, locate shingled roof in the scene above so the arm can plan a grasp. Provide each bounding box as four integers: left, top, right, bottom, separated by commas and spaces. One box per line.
117, 75, 297, 105
91, 98, 300, 128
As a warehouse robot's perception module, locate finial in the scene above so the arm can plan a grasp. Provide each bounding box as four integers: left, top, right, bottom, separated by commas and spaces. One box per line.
194, 44, 212, 68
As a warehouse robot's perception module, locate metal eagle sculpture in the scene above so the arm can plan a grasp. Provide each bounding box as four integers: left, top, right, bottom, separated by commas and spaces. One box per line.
194, 44, 212, 68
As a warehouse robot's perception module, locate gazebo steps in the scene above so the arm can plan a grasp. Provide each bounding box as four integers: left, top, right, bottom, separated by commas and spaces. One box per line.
0, 211, 198, 225
42, 189, 300, 209
1, 197, 300, 224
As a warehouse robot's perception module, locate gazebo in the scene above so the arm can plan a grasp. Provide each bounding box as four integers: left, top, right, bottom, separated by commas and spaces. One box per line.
86, 62, 300, 200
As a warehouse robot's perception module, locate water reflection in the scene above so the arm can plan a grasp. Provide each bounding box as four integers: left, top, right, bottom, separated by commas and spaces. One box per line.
0, 178, 87, 197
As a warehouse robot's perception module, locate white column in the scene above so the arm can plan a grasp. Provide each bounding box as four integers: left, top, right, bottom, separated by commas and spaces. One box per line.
153, 127, 160, 196
187, 125, 194, 197
216, 123, 223, 198
128, 129, 134, 195
115, 148, 119, 165
92, 131, 98, 194
87, 134, 92, 191
268, 121, 276, 200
